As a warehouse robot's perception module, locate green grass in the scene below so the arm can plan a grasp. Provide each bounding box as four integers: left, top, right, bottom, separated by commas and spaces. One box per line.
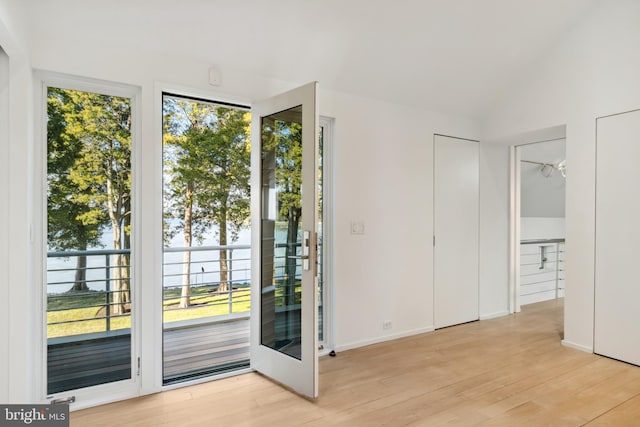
47, 287, 251, 338
47, 280, 301, 339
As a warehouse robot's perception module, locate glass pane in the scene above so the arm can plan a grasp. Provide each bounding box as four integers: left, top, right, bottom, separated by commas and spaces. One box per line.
162, 95, 252, 384
261, 105, 303, 360
46, 87, 132, 394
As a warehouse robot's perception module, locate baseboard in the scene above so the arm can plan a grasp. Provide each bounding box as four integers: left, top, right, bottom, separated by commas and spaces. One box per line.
561, 340, 593, 353
479, 310, 509, 320
334, 326, 435, 353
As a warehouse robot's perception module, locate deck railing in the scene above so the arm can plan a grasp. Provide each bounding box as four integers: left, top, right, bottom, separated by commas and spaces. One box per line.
46, 242, 305, 338
47, 244, 254, 337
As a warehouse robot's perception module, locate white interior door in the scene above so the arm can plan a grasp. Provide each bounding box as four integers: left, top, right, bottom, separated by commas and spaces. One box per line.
250, 82, 319, 398
434, 135, 479, 328
595, 109, 640, 366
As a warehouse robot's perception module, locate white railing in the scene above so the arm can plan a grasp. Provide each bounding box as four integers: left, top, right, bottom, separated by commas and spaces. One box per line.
520, 238, 565, 305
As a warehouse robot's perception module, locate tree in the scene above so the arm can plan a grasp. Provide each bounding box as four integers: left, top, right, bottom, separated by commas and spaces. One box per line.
58, 89, 133, 315
262, 118, 303, 309
47, 88, 106, 292
163, 98, 251, 308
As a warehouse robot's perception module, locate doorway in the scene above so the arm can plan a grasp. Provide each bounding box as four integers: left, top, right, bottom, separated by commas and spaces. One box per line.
161, 89, 333, 389
511, 136, 566, 312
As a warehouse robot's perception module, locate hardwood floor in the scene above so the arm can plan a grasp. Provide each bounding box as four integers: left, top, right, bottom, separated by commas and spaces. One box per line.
72, 299, 640, 426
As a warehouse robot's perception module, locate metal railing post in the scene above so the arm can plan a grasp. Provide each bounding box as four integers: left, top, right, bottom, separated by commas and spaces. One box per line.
555, 242, 561, 299
105, 254, 111, 332
228, 249, 233, 314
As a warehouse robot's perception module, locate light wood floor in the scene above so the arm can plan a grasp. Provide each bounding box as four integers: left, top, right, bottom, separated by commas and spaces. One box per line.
72, 299, 640, 426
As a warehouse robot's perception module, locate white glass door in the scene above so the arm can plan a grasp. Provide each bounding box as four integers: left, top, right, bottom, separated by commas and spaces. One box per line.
250, 82, 319, 398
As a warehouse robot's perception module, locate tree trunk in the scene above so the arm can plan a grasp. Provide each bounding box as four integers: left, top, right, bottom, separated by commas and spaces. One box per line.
218, 208, 229, 293
284, 207, 301, 307
179, 185, 194, 308
107, 174, 130, 315
70, 254, 89, 292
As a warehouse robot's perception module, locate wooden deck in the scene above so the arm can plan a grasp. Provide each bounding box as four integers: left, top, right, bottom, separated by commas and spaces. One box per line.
48, 318, 249, 394
163, 318, 250, 382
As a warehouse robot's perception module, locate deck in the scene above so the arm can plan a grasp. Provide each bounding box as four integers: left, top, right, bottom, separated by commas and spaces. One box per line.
48, 318, 250, 394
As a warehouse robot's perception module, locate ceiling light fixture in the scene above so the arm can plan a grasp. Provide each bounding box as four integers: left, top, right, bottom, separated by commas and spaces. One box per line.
521, 159, 567, 178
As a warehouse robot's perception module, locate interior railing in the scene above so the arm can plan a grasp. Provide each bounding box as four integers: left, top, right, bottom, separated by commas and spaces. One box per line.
520, 238, 565, 304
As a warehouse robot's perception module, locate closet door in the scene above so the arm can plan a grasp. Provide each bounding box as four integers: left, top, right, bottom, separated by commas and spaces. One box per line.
433, 135, 479, 328
595, 109, 640, 365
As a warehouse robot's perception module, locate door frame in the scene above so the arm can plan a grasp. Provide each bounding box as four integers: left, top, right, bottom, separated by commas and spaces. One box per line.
34, 71, 143, 409
507, 128, 567, 314
318, 116, 335, 354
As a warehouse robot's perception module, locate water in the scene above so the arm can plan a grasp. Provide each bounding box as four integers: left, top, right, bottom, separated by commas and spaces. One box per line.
46, 223, 298, 294
47, 225, 253, 294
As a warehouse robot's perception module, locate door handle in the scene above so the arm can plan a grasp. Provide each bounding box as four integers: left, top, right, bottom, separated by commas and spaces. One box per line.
302, 230, 310, 271
288, 231, 312, 270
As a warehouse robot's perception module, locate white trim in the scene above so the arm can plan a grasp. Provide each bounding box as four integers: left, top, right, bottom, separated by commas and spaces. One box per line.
64, 381, 144, 411
35, 71, 143, 406
509, 146, 522, 313
161, 367, 253, 392
5, 46, 34, 405
334, 326, 436, 353
561, 340, 593, 354
479, 310, 510, 320
0, 45, 10, 404
154, 80, 252, 110
155, 86, 252, 390
319, 116, 335, 353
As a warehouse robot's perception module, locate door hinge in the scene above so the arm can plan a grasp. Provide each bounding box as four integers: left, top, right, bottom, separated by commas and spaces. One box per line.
433, 235, 436, 246
137, 357, 141, 376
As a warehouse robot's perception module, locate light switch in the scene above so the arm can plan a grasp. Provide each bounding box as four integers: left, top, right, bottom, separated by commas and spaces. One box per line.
350, 221, 365, 235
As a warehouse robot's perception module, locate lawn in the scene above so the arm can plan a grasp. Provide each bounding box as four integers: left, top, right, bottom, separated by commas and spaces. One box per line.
47, 286, 251, 338
46, 280, 301, 338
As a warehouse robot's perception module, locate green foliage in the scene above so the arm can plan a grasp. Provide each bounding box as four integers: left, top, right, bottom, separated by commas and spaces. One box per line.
47, 88, 132, 250
47, 88, 105, 251
162, 98, 251, 246
261, 118, 303, 221
47, 87, 132, 301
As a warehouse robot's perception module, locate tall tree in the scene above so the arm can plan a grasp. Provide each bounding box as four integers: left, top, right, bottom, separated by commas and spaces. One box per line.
47, 87, 106, 292
62, 90, 133, 315
163, 99, 251, 308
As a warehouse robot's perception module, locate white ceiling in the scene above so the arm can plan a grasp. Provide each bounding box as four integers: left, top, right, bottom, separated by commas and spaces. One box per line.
21, 0, 600, 119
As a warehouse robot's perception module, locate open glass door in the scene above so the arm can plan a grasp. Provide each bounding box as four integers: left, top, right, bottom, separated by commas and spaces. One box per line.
250, 82, 319, 398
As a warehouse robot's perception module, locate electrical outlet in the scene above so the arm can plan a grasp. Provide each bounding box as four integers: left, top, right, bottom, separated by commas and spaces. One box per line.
382, 320, 392, 330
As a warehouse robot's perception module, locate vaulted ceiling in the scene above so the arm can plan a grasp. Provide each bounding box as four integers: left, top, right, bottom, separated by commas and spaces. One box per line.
20, 0, 600, 119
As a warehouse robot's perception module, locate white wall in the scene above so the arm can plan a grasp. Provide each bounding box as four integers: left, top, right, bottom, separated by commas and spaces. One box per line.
520, 139, 566, 218
482, 0, 640, 352
0, 0, 34, 403
3, 4, 482, 403
479, 144, 510, 319
322, 91, 479, 350
521, 218, 565, 241
0, 44, 9, 405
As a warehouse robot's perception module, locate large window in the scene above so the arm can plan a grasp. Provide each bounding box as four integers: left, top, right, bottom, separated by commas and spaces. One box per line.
46, 86, 134, 394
